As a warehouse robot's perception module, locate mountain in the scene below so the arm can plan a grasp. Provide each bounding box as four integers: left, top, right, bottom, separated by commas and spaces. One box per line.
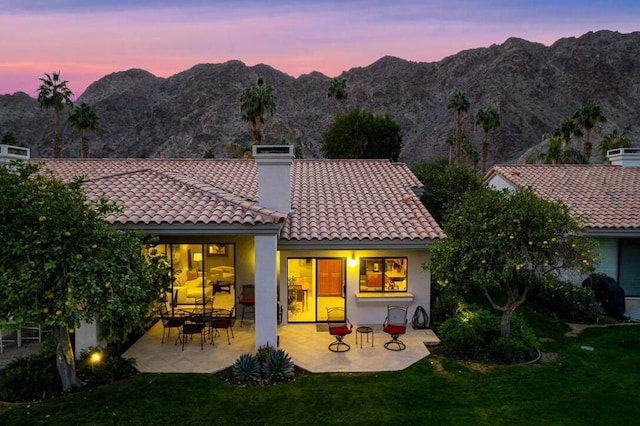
1, 30, 639, 167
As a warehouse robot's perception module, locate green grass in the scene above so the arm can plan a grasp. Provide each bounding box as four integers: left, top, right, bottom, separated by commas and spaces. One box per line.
1, 323, 639, 425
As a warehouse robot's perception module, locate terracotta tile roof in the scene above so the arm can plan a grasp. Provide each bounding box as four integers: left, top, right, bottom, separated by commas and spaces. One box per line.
490, 164, 640, 230
35, 158, 443, 242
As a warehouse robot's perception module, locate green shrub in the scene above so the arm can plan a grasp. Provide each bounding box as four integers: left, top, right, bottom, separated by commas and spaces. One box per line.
263, 349, 295, 382
256, 343, 275, 365
79, 346, 138, 386
438, 307, 500, 361
439, 307, 539, 363
530, 279, 602, 322
232, 353, 261, 383
0, 337, 61, 402
489, 337, 538, 364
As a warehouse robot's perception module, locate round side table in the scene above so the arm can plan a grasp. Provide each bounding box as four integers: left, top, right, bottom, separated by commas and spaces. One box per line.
355, 326, 374, 348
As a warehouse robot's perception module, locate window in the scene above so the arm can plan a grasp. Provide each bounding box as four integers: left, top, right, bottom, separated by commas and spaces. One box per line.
359, 257, 407, 292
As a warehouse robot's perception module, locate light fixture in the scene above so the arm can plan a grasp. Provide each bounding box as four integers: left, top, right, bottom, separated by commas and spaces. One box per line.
348, 251, 358, 267
193, 252, 203, 272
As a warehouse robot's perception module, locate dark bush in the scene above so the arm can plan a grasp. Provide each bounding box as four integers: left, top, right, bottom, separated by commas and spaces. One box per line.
530, 279, 602, 322
438, 307, 539, 364
0, 337, 62, 402
78, 346, 138, 386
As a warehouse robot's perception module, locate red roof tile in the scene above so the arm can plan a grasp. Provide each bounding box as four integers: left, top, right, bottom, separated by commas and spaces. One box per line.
36, 158, 444, 242
490, 164, 640, 230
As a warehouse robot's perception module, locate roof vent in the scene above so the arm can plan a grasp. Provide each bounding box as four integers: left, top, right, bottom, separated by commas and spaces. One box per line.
0, 144, 30, 162
607, 148, 640, 167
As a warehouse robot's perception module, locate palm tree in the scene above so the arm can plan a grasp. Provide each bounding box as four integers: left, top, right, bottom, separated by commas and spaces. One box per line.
554, 116, 583, 149
599, 129, 633, 159
37, 72, 74, 158
524, 134, 586, 165
239, 76, 276, 145
447, 90, 470, 163
475, 106, 501, 174
573, 101, 606, 162
67, 102, 99, 158
327, 76, 348, 115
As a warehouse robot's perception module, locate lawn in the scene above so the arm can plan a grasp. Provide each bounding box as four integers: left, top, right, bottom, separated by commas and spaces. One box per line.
1, 321, 638, 425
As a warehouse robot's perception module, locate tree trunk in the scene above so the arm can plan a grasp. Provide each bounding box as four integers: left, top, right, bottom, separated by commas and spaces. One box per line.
253, 117, 262, 144
53, 108, 61, 158
583, 128, 593, 162
81, 130, 89, 158
455, 114, 462, 163
500, 309, 512, 338
481, 131, 489, 175
54, 325, 84, 392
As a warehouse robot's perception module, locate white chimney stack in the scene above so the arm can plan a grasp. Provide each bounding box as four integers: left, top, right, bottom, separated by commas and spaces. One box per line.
607, 148, 640, 167
0, 144, 30, 163
253, 145, 294, 212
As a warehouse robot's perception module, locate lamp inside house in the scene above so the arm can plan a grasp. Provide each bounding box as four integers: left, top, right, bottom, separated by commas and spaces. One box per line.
193, 252, 203, 272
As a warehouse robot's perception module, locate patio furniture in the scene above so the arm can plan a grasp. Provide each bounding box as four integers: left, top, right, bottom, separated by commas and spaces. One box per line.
239, 284, 255, 327
20, 322, 42, 344
207, 307, 235, 345
0, 324, 18, 354
382, 305, 408, 351
356, 326, 374, 348
158, 303, 185, 345
180, 320, 206, 350
327, 307, 353, 352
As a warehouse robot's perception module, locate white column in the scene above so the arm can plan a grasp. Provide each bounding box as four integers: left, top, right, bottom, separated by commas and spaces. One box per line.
254, 234, 278, 350
74, 320, 103, 359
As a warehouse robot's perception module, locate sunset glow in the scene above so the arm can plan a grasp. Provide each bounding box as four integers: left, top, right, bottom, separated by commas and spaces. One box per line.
1, 0, 638, 97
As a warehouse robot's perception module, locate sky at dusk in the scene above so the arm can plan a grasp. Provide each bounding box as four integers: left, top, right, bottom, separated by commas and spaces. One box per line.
1, 0, 639, 97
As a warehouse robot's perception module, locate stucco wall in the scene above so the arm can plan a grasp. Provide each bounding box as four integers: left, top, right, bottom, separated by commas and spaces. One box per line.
279, 249, 431, 326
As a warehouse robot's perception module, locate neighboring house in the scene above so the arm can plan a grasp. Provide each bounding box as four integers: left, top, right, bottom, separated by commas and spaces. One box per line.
486, 148, 640, 320
29, 145, 444, 353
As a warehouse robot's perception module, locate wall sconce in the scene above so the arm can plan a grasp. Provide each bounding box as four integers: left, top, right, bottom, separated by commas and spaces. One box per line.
193, 252, 203, 271
348, 251, 358, 267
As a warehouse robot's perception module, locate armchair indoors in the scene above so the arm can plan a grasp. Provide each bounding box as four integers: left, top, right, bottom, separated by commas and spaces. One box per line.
326, 307, 353, 352
382, 305, 408, 351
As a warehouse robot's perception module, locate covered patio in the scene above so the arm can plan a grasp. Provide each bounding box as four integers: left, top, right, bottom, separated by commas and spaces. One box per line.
123, 321, 441, 374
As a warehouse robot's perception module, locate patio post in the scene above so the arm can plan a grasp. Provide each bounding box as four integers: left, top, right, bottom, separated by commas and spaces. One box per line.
254, 234, 278, 350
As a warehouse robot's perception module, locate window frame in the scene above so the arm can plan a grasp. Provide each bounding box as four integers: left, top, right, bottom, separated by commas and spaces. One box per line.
358, 257, 408, 293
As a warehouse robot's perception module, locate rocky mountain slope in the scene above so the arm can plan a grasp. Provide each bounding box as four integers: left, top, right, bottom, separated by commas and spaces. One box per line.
1, 30, 639, 167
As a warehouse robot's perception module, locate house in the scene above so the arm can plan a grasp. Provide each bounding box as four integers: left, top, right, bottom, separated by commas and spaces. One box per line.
32, 145, 444, 353
486, 148, 640, 321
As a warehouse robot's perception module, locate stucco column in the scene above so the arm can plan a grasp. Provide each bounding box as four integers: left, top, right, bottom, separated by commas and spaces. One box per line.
254, 234, 278, 350
74, 320, 103, 359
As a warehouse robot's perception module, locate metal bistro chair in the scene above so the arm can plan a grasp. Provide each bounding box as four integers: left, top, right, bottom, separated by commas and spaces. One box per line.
382, 305, 408, 351
157, 303, 185, 345
327, 307, 353, 352
239, 284, 255, 327
208, 307, 235, 345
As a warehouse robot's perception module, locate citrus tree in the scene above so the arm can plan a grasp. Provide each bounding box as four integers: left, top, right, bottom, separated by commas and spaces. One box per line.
0, 162, 167, 391
428, 186, 597, 338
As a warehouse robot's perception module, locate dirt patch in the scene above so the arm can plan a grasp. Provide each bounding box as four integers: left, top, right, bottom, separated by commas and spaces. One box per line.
565, 318, 639, 337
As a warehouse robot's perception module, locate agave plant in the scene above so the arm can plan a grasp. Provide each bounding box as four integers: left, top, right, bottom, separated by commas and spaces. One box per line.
232, 353, 261, 382
262, 349, 295, 382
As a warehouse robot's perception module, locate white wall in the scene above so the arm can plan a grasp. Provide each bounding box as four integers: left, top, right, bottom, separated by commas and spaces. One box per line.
279, 249, 431, 326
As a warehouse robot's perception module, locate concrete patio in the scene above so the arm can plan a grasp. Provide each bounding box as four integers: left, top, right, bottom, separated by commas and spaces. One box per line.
123, 320, 441, 374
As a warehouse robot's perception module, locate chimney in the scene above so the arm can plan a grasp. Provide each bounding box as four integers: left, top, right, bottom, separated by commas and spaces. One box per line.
0, 144, 30, 163
253, 145, 294, 212
607, 148, 640, 167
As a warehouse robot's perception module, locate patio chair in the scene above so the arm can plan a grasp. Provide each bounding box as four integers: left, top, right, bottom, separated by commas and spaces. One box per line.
158, 303, 184, 345
180, 319, 206, 350
208, 307, 235, 345
382, 305, 408, 351
239, 284, 255, 327
0, 325, 18, 354
327, 307, 353, 352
